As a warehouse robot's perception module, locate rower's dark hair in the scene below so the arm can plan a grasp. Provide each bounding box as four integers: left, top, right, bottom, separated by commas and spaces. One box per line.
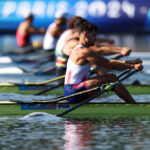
73, 18, 88, 29
67, 16, 87, 29
76, 22, 98, 35
25, 14, 34, 21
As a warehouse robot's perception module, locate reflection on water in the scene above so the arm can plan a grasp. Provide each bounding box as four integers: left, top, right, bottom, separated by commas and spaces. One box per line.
63, 120, 92, 150
1, 116, 150, 150
0, 34, 150, 52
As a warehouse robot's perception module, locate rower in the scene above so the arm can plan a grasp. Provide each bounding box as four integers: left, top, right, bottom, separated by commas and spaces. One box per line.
43, 11, 68, 52
55, 16, 87, 76
64, 22, 143, 103
55, 16, 114, 76
16, 13, 45, 49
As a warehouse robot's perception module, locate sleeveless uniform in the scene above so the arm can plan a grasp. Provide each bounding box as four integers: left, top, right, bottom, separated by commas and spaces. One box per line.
55, 37, 79, 76
55, 29, 73, 57
43, 23, 59, 51
64, 45, 92, 103
16, 25, 30, 47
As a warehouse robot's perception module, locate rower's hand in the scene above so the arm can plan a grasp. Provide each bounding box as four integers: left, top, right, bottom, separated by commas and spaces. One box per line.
121, 47, 132, 56
126, 58, 142, 64
134, 63, 143, 71
39, 27, 46, 33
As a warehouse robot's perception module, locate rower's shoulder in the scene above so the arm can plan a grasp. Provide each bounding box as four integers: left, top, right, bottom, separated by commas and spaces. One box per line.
82, 47, 95, 54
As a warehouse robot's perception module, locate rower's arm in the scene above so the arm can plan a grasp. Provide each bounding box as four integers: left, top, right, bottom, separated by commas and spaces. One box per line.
28, 26, 45, 34
50, 23, 65, 37
91, 46, 132, 56
63, 40, 79, 56
85, 50, 140, 71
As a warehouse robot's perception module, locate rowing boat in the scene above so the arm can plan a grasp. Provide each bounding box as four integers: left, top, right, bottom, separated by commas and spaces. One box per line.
0, 85, 149, 95
0, 70, 149, 118
1, 101, 150, 118
0, 55, 55, 74
0, 44, 42, 56
0, 49, 51, 62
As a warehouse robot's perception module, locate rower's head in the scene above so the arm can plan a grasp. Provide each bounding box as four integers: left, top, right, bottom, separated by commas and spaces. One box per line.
55, 11, 68, 25
76, 22, 97, 47
73, 18, 88, 38
67, 16, 87, 29
24, 12, 34, 22
67, 16, 88, 38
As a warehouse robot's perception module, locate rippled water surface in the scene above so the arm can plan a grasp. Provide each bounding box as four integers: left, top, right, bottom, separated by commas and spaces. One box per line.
1, 115, 150, 150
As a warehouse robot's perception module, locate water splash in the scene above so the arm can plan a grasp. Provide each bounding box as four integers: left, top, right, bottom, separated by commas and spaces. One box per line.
20, 112, 63, 123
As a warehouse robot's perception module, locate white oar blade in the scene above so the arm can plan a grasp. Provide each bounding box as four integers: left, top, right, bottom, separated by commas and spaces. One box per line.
0, 67, 23, 74
0, 56, 13, 63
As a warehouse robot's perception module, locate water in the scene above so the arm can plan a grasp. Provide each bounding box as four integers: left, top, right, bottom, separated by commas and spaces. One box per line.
1, 116, 150, 150
0, 34, 150, 52
0, 34, 44, 53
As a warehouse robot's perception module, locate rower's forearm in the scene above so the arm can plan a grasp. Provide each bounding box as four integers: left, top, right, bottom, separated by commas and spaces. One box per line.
98, 46, 122, 56
109, 60, 134, 71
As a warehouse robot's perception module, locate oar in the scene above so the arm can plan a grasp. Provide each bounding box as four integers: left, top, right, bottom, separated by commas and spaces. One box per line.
33, 86, 100, 103
56, 69, 139, 117
56, 84, 114, 117
6, 75, 65, 86
117, 69, 131, 78
34, 82, 64, 95
33, 69, 133, 103
119, 69, 138, 82
112, 54, 124, 60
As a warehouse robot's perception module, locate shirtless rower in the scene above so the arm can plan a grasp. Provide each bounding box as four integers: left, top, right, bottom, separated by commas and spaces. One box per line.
16, 13, 45, 48
64, 22, 143, 103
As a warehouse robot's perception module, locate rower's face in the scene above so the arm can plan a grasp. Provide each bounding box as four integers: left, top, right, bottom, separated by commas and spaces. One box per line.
86, 30, 96, 46
58, 18, 67, 25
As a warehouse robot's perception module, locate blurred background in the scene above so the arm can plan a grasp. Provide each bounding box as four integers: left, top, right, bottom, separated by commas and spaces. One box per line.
0, 0, 150, 52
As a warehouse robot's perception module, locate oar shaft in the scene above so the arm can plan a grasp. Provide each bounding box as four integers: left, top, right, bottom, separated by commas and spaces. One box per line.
57, 69, 138, 117
35, 83, 64, 95
57, 87, 103, 117
118, 69, 131, 78
112, 54, 123, 60
57, 84, 115, 117
119, 70, 137, 82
